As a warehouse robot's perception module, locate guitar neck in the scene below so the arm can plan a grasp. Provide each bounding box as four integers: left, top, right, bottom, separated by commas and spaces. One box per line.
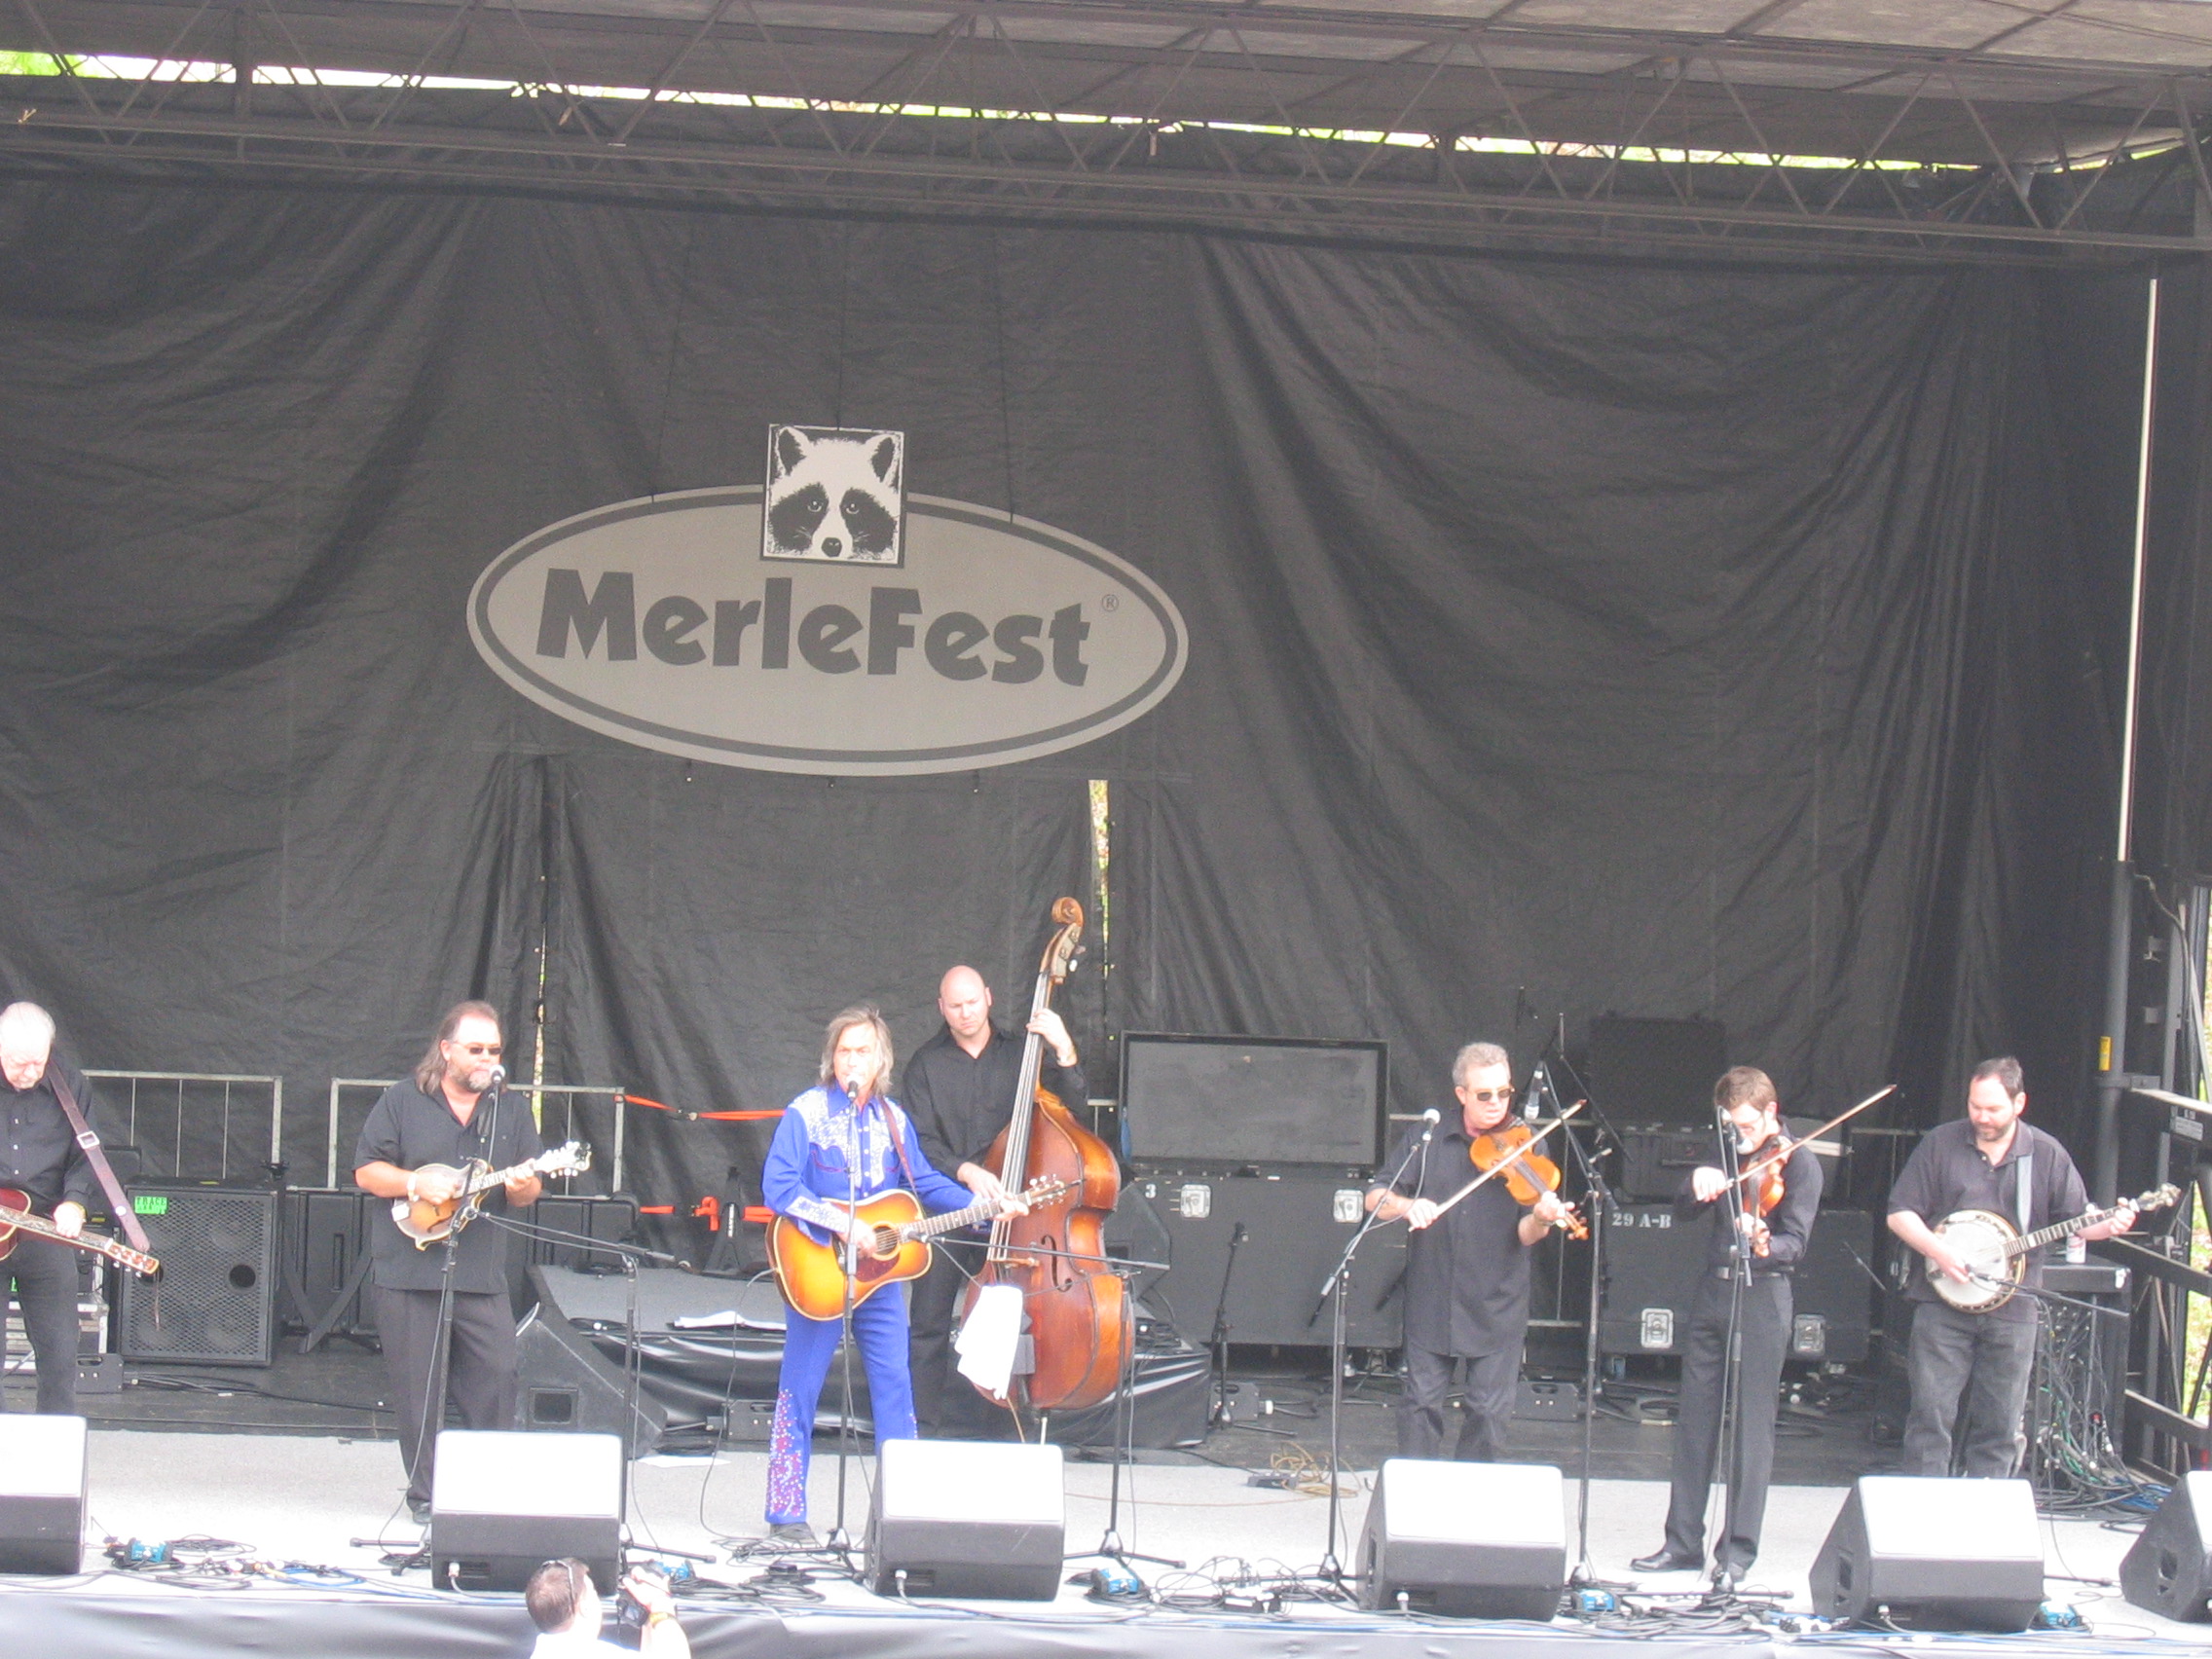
463, 1156, 545, 1198
904, 1194, 997, 1240
0, 1200, 150, 1272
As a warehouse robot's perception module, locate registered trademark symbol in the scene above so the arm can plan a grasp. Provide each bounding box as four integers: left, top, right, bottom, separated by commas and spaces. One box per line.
1101, 593, 1121, 612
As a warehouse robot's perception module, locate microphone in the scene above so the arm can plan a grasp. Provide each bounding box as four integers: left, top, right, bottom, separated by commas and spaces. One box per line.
486, 1064, 506, 1089
1420, 1108, 1442, 1124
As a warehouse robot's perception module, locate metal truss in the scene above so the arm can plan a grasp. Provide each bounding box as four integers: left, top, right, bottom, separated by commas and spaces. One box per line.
4, 0, 2212, 260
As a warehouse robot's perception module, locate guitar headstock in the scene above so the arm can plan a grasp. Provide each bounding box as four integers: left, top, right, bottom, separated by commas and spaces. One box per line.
2133, 1183, 2181, 1212
1040, 898, 1085, 988
539, 1142, 592, 1179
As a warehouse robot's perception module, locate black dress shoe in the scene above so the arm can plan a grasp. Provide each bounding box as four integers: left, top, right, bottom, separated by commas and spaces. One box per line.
406, 1496, 431, 1526
1630, 1549, 1702, 1573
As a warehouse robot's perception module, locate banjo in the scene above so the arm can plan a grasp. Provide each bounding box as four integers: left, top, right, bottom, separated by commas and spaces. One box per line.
1926, 1183, 2177, 1312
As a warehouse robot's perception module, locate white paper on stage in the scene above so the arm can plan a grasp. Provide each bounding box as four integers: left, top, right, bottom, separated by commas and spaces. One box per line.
954, 1282, 1024, 1394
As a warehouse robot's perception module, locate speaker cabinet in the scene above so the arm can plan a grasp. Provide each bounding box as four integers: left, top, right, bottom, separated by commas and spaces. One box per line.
866, 1440, 1065, 1600
0, 1415, 86, 1573
513, 1296, 667, 1457
1810, 1476, 2044, 1631
1130, 1173, 1406, 1347
2121, 1471, 2212, 1621
1599, 1205, 1872, 1362
118, 1185, 277, 1365
1357, 1458, 1566, 1620
277, 1188, 375, 1338
429, 1429, 621, 1593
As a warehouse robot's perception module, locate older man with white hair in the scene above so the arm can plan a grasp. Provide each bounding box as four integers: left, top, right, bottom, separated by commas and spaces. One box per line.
0, 1001, 132, 1415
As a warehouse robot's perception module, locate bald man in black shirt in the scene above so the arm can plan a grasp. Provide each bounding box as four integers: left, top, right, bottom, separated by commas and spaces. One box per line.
901, 965, 1086, 1436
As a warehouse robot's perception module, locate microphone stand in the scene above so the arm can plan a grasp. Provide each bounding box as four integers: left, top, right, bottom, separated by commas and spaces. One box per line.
1208, 1223, 1248, 1425
1709, 1108, 1752, 1598
1310, 1111, 1435, 1586
1536, 1051, 1621, 1586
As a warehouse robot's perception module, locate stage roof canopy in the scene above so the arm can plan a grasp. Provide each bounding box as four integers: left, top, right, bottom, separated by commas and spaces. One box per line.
11, 1, 2212, 256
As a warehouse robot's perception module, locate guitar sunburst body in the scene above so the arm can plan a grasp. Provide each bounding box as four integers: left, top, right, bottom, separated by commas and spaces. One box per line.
0, 1188, 162, 1277
769, 1190, 934, 1320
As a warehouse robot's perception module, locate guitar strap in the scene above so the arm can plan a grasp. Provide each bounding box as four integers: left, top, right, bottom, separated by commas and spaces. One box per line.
46, 1066, 153, 1253
2013, 1150, 2034, 1235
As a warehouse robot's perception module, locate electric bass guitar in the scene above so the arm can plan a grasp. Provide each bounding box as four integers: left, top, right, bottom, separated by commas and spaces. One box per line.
393, 1142, 591, 1248
769, 1177, 1071, 1321
1927, 1183, 2177, 1312
0, 1189, 161, 1277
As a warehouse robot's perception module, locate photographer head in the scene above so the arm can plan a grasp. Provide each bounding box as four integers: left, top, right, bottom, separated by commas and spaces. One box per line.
523, 1560, 689, 1657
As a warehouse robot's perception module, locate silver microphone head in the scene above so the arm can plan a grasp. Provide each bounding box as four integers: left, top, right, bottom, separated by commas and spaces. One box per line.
487, 1064, 506, 1088
1421, 1108, 1442, 1124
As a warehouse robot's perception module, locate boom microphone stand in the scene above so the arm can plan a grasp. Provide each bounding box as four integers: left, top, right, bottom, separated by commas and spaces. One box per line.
1208, 1224, 1249, 1425
1309, 1108, 1436, 1585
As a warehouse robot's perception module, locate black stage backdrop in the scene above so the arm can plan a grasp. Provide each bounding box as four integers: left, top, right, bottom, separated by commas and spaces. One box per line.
0, 176, 2193, 1205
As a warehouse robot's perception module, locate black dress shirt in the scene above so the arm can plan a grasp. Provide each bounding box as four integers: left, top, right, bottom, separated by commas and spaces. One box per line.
1377, 1119, 1535, 1359
0, 1061, 132, 1214
1675, 1136, 1823, 1276
1888, 1117, 2088, 1324
902, 1024, 1088, 1175
354, 1079, 543, 1293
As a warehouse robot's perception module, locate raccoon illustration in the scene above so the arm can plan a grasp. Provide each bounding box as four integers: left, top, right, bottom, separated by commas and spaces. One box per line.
761, 425, 904, 565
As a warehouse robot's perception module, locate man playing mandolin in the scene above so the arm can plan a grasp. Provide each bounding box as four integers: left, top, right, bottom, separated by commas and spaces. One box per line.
1365, 1042, 1567, 1463
901, 964, 1085, 1438
759, 1004, 1026, 1545
354, 1000, 543, 1523
0, 1002, 136, 1417
1887, 1056, 2134, 1478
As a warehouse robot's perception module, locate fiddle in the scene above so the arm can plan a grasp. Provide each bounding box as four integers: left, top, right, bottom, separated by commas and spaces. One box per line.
1423, 1099, 1586, 1229
1468, 1124, 1588, 1239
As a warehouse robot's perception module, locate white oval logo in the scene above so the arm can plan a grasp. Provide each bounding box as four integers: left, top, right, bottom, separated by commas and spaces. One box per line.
468, 488, 1187, 775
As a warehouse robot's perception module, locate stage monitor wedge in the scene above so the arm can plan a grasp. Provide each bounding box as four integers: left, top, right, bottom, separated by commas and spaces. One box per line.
1809, 1476, 2044, 1632
429, 1429, 621, 1593
1357, 1458, 1567, 1620
0, 1415, 86, 1574
2121, 1470, 2212, 1621
866, 1439, 1065, 1600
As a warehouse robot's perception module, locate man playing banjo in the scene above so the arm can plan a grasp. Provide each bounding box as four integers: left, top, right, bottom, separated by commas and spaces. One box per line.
1886, 1056, 2135, 1478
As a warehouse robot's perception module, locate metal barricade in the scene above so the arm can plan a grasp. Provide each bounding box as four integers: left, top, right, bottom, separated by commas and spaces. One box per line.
324, 1079, 628, 1190
84, 1070, 282, 1183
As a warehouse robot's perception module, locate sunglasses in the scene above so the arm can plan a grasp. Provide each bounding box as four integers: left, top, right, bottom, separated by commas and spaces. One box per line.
1463, 1088, 1516, 1104
451, 1042, 503, 1056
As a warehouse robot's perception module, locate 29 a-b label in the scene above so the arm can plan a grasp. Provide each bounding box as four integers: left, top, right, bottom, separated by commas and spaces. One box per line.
468, 487, 1188, 776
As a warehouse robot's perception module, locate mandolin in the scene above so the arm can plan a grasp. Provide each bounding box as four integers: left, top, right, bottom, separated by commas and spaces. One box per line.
392, 1142, 591, 1248
768, 1176, 1071, 1321
0, 1189, 161, 1277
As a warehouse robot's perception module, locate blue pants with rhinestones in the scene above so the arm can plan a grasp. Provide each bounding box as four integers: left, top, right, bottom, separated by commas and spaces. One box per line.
765, 1287, 916, 1526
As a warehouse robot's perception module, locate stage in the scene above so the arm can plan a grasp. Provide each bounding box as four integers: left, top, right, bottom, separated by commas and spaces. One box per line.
3, 1420, 2202, 1657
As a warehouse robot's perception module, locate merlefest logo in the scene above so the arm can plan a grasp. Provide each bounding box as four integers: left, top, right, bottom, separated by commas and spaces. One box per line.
469, 426, 1188, 776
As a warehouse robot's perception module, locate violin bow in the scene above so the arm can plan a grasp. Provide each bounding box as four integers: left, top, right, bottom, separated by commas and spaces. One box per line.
1729, 1082, 1897, 1192
1422, 1099, 1588, 1223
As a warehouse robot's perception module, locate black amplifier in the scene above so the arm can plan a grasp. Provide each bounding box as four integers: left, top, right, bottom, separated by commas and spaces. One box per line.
1615, 1126, 1713, 1202
1598, 1204, 1873, 1362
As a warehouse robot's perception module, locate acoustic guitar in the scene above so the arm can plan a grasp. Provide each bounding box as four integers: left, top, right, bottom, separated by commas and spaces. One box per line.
1926, 1183, 2176, 1312
392, 1142, 591, 1248
0, 1189, 161, 1277
769, 1177, 1070, 1321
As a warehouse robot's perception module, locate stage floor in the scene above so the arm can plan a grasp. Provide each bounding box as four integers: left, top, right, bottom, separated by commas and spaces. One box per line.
10, 1422, 2198, 1648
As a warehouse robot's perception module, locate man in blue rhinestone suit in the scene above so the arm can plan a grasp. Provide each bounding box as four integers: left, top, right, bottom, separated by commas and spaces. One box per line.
758, 1003, 1022, 1543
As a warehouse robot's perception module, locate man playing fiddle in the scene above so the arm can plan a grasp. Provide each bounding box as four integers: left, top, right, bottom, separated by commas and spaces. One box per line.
1365, 1042, 1567, 1462
1632, 1066, 1822, 1589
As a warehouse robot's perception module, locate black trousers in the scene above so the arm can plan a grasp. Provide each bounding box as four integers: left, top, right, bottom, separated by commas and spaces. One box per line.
3, 1235, 81, 1416
1662, 1271, 1790, 1573
374, 1284, 519, 1505
1901, 1299, 2040, 1477
1398, 1342, 1520, 1462
906, 1246, 994, 1437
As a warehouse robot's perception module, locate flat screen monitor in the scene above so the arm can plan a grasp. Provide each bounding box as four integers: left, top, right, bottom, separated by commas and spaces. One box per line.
1120, 1032, 1387, 1169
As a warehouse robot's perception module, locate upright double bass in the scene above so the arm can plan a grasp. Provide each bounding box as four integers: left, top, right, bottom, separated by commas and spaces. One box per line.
964, 898, 1125, 1413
